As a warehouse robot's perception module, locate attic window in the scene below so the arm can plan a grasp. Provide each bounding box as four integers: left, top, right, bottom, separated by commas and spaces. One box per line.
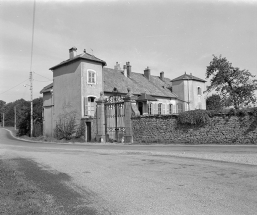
88, 70, 96, 84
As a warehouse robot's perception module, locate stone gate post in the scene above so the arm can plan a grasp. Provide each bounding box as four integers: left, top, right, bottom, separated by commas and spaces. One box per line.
96, 92, 106, 142
123, 89, 133, 143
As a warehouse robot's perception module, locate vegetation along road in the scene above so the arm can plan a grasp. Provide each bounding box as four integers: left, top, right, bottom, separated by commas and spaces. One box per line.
0, 128, 257, 215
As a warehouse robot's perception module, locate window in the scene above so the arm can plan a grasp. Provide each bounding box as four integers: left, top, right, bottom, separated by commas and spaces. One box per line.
197, 87, 202, 95
84, 96, 96, 116
148, 103, 152, 115
169, 104, 173, 114
177, 103, 183, 113
88, 70, 96, 84
158, 103, 162, 115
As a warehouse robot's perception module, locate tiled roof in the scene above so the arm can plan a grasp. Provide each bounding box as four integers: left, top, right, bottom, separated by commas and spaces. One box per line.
40, 83, 53, 94
171, 73, 206, 82
49, 52, 106, 70
103, 68, 177, 98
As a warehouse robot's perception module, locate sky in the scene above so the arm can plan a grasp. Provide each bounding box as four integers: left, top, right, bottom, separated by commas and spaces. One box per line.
0, 0, 256, 103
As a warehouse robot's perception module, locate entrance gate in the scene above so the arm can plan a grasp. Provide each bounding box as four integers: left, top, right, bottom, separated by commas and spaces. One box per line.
105, 96, 125, 142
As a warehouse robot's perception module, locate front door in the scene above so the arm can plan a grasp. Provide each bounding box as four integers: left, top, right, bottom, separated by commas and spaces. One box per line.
86, 122, 91, 142
138, 102, 143, 115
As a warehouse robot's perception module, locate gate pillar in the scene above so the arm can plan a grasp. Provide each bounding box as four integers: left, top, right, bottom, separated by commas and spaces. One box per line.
123, 89, 133, 143
96, 92, 106, 142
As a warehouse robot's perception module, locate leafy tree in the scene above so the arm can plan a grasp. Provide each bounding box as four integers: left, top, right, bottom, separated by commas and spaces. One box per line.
0, 100, 6, 125
17, 97, 43, 137
206, 55, 257, 109
206, 94, 223, 110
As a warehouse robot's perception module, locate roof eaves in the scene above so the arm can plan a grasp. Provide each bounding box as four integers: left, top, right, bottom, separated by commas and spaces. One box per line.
49, 55, 106, 70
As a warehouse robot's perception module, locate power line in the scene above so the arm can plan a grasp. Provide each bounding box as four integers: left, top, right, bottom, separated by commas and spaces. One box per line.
0, 79, 29, 95
34, 79, 51, 82
33, 72, 52, 81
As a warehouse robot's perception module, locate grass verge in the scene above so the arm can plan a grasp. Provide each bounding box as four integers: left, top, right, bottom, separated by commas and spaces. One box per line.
0, 158, 63, 215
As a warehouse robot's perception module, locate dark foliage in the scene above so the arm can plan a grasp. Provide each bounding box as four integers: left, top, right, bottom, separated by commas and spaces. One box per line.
206, 94, 223, 110
206, 55, 257, 109
177, 110, 210, 126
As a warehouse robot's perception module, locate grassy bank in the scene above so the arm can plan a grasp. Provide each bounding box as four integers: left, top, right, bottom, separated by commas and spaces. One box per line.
0, 159, 62, 215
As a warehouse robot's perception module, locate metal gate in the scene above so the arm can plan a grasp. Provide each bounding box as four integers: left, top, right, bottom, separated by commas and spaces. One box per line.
105, 96, 125, 142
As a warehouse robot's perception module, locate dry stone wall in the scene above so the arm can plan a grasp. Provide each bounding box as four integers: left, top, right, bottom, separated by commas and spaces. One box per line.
132, 115, 257, 144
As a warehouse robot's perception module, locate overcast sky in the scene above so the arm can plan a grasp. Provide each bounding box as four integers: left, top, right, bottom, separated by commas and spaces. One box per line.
0, 0, 256, 103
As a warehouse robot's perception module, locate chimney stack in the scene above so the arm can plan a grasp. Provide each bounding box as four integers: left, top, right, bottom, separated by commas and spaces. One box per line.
123, 65, 127, 77
126, 62, 131, 78
69, 47, 77, 59
114, 62, 121, 70
144, 66, 151, 80
160, 71, 164, 81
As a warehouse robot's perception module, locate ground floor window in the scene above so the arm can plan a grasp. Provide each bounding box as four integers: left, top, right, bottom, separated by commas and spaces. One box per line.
158, 103, 162, 115
148, 103, 152, 115
177, 103, 183, 113
84, 96, 96, 116
169, 104, 173, 114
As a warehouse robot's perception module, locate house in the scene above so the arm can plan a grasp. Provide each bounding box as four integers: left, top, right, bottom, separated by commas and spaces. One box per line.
40, 47, 206, 138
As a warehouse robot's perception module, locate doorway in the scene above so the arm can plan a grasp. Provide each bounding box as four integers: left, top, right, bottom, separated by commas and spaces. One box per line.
86, 122, 91, 142
138, 102, 143, 115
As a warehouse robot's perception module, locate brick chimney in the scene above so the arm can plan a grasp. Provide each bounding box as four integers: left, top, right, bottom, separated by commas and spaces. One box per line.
114, 62, 121, 70
144, 67, 151, 80
160, 71, 164, 81
126, 62, 131, 78
69, 47, 77, 59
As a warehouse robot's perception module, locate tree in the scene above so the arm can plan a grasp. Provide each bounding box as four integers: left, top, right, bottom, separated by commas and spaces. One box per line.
206, 55, 257, 109
17, 97, 43, 137
0, 100, 6, 125
206, 94, 223, 111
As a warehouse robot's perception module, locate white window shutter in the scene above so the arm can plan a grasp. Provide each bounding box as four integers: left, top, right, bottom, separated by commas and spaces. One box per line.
153, 103, 158, 114
84, 97, 88, 116
161, 104, 165, 115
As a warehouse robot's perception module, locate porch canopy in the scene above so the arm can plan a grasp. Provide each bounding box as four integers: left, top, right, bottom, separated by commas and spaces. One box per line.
136, 93, 157, 102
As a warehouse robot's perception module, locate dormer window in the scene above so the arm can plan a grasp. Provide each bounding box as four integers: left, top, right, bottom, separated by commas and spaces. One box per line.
197, 87, 202, 95
88, 70, 96, 84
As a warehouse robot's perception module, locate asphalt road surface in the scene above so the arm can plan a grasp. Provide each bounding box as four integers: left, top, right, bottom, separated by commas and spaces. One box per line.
0, 128, 257, 215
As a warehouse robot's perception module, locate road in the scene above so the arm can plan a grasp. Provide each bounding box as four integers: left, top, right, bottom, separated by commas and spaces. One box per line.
0, 128, 257, 215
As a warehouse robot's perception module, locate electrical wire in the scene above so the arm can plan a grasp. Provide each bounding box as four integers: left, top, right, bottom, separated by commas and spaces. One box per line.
34, 79, 51, 82
0, 79, 29, 95
33, 72, 52, 81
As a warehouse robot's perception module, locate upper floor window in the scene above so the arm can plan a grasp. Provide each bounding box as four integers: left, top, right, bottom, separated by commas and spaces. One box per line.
88, 70, 96, 84
169, 104, 173, 114
158, 103, 162, 115
197, 87, 202, 95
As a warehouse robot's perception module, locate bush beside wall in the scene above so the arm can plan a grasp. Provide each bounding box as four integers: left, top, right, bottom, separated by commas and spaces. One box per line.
132, 114, 257, 144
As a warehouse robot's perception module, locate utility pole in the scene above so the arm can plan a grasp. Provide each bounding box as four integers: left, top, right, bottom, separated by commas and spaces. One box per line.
3, 113, 4, 127
30, 71, 33, 137
14, 106, 16, 130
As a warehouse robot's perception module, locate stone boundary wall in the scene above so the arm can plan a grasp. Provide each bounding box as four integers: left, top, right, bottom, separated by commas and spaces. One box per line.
132, 115, 257, 144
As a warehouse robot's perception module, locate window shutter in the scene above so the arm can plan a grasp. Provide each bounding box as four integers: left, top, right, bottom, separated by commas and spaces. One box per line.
92, 101, 96, 116
153, 103, 158, 114
84, 97, 88, 116
161, 104, 165, 115
166, 104, 169, 114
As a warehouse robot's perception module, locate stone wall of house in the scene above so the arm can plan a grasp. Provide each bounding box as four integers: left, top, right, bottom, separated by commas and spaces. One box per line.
132, 115, 257, 144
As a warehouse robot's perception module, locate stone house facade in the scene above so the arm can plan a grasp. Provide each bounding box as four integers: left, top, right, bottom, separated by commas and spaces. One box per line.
40, 47, 206, 139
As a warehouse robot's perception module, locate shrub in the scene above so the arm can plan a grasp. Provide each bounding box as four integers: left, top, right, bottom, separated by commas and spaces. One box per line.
177, 110, 210, 126
54, 113, 77, 140
75, 120, 85, 138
